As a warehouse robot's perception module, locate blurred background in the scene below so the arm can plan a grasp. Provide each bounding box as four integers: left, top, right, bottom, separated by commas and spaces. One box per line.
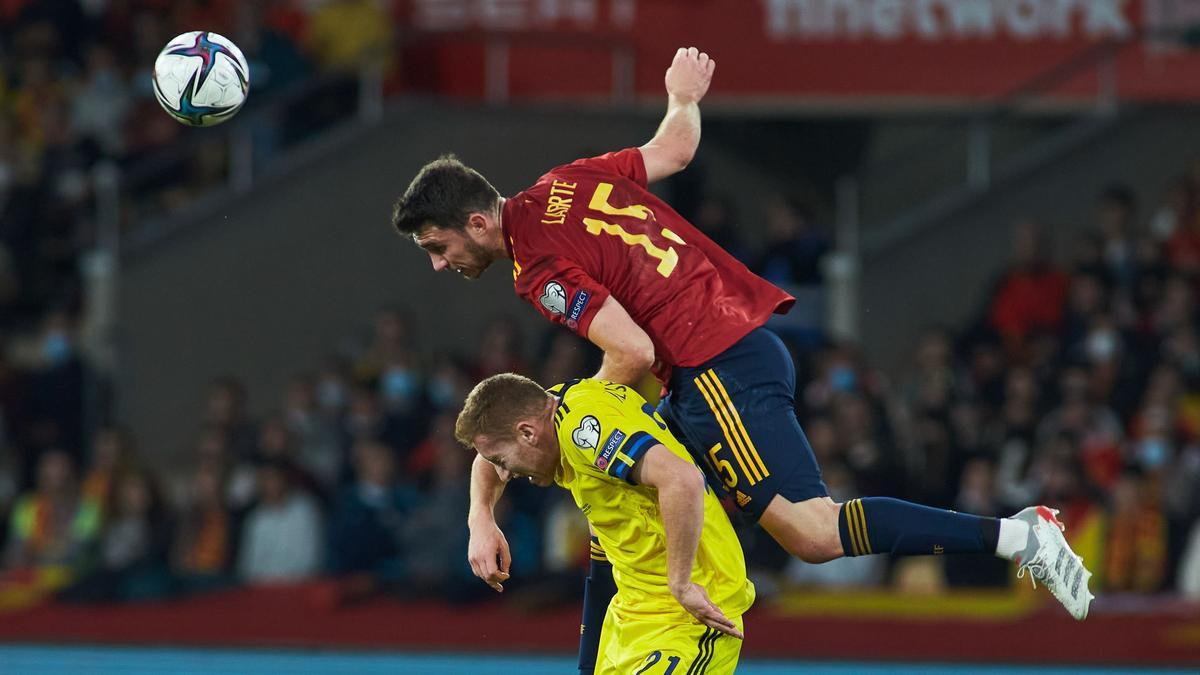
2, 0, 1200, 673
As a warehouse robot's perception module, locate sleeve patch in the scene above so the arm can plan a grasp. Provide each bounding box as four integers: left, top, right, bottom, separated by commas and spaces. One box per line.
594, 428, 627, 471
540, 280, 568, 315
567, 290, 591, 324
572, 415, 601, 450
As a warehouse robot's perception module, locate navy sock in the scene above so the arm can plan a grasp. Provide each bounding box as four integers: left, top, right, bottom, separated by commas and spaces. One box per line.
838, 497, 1001, 556
577, 538, 615, 675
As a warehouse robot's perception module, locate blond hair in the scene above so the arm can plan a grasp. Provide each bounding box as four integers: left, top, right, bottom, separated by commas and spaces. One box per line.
455, 373, 551, 447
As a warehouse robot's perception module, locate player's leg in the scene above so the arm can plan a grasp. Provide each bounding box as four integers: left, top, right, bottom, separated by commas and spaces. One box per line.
578, 533, 616, 675
758, 493, 1002, 560
758, 495, 1093, 619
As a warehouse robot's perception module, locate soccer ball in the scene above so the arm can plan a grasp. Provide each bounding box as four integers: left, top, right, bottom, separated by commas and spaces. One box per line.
152, 31, 249, 127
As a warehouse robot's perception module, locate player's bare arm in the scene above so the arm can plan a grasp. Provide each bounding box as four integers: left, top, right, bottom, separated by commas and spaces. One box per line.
587, 295, 656, 386
640, 47, 716, 184
467, 454, 513, 592
632, 444, 743, 640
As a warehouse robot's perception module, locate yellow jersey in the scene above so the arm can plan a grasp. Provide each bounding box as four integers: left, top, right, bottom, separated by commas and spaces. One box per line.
550, 379, 755, 624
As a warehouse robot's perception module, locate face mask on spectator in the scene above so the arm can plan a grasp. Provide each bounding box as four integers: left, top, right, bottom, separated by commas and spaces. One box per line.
42, 331, 72, 365
428, 377, 457, 409
1086, 330, 1118, 362
830, 366, 856, 393
1138, 437, 1170, 470
380, 368, 419, 403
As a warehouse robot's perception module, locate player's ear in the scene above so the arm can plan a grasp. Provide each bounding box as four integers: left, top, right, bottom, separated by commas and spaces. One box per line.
466, 212, 488, 235
516, 420, 536, 444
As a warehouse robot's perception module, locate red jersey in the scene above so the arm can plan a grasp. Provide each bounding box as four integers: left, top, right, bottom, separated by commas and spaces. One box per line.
502, 148, 793, 384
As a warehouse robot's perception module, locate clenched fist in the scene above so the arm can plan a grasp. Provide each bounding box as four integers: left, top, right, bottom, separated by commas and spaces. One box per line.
664, 47, 715, 104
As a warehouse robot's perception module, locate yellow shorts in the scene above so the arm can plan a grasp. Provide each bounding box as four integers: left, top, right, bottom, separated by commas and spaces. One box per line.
596, 610, 744, 675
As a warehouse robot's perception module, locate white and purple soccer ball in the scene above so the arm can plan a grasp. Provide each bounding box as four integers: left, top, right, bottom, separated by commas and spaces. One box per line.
152, 31, 249, 127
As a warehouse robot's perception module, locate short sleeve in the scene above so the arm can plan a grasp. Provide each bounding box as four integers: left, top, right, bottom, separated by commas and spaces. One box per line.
560, 388, 670, 486
516, 256, 611, 338
565, 148, 648, 188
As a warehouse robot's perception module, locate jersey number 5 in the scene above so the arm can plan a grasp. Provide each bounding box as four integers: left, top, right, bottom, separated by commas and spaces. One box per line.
583, 183, 686, 278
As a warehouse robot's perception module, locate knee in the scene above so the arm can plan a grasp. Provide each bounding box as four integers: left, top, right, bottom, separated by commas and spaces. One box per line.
789, 535, 841, 564
767, 497, 844, 563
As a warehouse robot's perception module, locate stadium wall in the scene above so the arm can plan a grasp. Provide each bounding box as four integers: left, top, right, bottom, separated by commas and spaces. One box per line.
2, 585, 1198, 667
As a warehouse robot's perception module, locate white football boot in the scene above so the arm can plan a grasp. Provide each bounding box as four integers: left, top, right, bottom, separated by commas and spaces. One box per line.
1011, 505, 1095, 620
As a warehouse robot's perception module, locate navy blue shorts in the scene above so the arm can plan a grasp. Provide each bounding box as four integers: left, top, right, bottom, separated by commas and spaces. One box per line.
657, 327, 828, 520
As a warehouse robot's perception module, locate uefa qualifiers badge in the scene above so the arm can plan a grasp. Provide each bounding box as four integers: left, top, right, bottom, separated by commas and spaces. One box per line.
572, 415, 601, 452
540, 281, 567, 315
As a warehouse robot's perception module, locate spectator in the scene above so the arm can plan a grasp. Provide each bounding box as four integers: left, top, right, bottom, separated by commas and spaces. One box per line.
471, 316, 527, 380
909, 415, 956, 507
1104, 470, 1168, 592
899, 327, 961, 420
1035, 440, 1106, 569
172, 462, 236, 592
426, 352, 473, 412
190, 425, 255, 512
68, 43, 130, 159
536, 331, 598, 391
1166, 166, 1200, 273
354, 306, 414, 385
1058, 271, 1110, 362
203, 377, 257, 462
25, 309, 87, 468
1095, 184, 1138, 285
992, 367, 1043, 509
831, 393, 902, 498
282, 374, 343, 492
944, 458, 1009, 587
342, 383, 420, 466
751, 196, 829, 347
327, 440, 415, 580
407, 410, 458, 491
1036, 366, 1123, 493
4, 449, 99, 580
314, 355, 352, 420
981, 220, 1068, 354
237, 458, 323, 584
1149, 177, 1193, 242
256, 413, 326, 503
81, 425, 139, 515
693, 193, 747, 262
400, 434, 476, 600
60, 468, 172, 602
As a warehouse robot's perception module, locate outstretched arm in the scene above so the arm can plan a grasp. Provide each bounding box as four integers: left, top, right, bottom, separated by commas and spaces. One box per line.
467, 454, 513, 592
639, 47, 716, 184
632, 445, 743, 639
